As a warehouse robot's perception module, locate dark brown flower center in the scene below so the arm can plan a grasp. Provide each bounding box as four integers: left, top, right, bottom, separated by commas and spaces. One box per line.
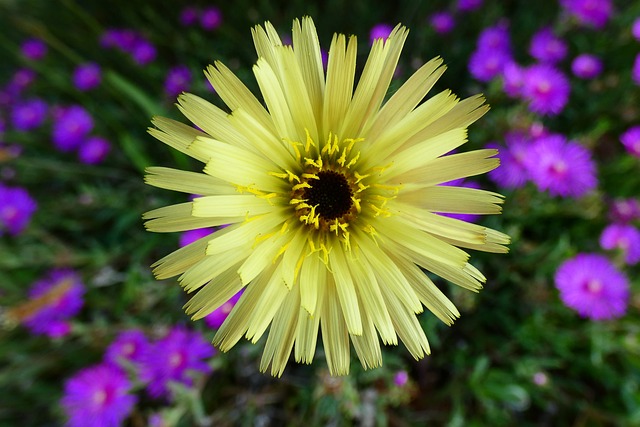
303, 171, 353, 220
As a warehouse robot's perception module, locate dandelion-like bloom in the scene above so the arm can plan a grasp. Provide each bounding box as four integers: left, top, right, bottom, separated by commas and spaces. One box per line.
22, 269, 84, 338
600, 224, 640, 265
141, 326, 214, 400
144, 17, 509, 376
61, 364, 136, 427
620, 126, 640, 157
524, 134, 596, 197
555, 253, 629, 320
104, 329, 150, 370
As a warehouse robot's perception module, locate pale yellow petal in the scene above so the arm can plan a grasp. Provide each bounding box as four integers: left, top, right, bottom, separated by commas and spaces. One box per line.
144, 166, 236, 196
260, 282, 299, 377
292, 17, 325, 129
294, 280, 324, 364
245, 263, 290, 343
299, 249, 326, 315
329, 247, 363, 335
192, 194, 274, 218
350, 305, 382, 370
151, 232, 210, 280
148, 117, 209, 162
237, 230, 290, 285
320, 278, 350, 376
323, 34, 357, 135
184, 261, 244, 318
180, 246, 249, 293
143, 202, 240, 232
206, 212, 287, 255
253, 58, 298, 141
397, 185, 504, 215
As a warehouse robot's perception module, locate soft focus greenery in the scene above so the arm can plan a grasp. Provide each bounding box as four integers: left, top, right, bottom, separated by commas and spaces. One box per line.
1, 0, 639, 426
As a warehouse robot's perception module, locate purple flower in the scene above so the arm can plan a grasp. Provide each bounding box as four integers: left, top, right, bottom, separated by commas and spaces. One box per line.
204, 291, 242, 329
429, 12, 455, 35
468, 48, 511, 82
131, 40, 157, 65
620, 126, 640, 157
571, 54, 603, 79
23, 269, 84, 338
525, 134, 597, 198
501, 62, 525, 98
100, 29, 137, 51
10, 98, 48, 131
179, 227, 214, 247
141, 326, 215, 400
529, 28, 567, 64
0, 184, 37, 236
200, 7, 223, 30
52, 105, 94, 152
105, 329, 149, 370
61, 364, 136, 427
21, 38, 47, 60
10, 68, 37, 91
180, 7, 199, 26
487, 132, 531, 189
477, 22, 511, 53
555, 253, 629, 320
561, 0, 613, 29
609, 198, 640, 223
394, 370, 409, 387
632, 17, 640, 41
456, 0, 483, 12
600, 224, 640, 265
164, 65, 192, 99
73, 63, 102, 91
633, 54, 640, 86
521, 64, 570, 116
78, 136, 111, 164
370, 23, 394, 43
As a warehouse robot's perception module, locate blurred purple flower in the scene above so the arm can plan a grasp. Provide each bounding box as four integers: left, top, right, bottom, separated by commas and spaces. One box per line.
105, 329, 150, 370
179, 227, 214, 247
468, 48, 511, 82
21, 38, 47, 61
164, 65, 192, 98
620, 126, 640, 158
571, 54, 603, 79
78, 136, 111, 164
180, 6, 199, 26
204, 291, 242, 329
632, 17, 640, 41
633, 54, 640, 86
456, 0, 483, 12
529, 28, 567, 64
370, 23, 393, 43
61, 364, 136, 427
10, 68, 37, 92
10, 98, 48, 131
609, 198, 640, 223
100, 29, 137, 51
141, 326, 215, 400
525, 134, 596, 197
521, 64, 570, 116
394, 370, 409, 387
73, 63, 102, 91
487, 132, 531, 189
477, 22, 511, 52
0, 184, 37, 236
23, 269, 84, 338
52, 105, 94, 152
555, 253, 629, 320
501, 62, 525, 98
200, 7, 223, 30
430, 12, 455, 35
600, 224, 640, 265
131, 40, 157, 65
561, 0, 613, 29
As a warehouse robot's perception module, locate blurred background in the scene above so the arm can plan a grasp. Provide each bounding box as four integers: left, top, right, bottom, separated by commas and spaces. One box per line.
1, 0, 639, 426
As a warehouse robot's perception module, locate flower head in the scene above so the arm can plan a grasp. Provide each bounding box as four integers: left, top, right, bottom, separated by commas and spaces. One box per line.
632, 17, 640, 41
521, 64, 570, 116
21, 38, 47, 60
180, 7, 199, 26
429, 12, 455, 35
52, 105, 94, 152
609, 198, 640, 223
571, 54, 603, 79
369, 23, 393, 43
200, 7, 223, 30
393, 370, 409, 387
620, 126, 640, 157
105, 329, 150, 370
131, 40, 157, 65
164, 65, 192, 98
555, 253, 629, 320
487, 132, 531, 189
23, 269, 84, 338
11, 98, 48, 131
61, 364, 136, 427
456, 0, 483, 12
78, 136, 111, 164
477, 22, 511, 53
633, 54, 640, 86
141, 326, 214, 400
561, 0, 613, 29
524, 134, 596, 197
73, 62, 102, 91
529, 28, 567, 64
0, 184, 37, 236
501, 62, 525, 98
144, 17, 509, 376
468, 48, 511, 82
600, 224, 640, 265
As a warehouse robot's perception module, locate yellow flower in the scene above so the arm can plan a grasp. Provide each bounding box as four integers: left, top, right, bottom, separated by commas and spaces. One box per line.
144, 17, 509, 376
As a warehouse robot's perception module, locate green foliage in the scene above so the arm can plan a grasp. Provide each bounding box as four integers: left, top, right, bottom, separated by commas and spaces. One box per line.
0, 0, 639, 426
